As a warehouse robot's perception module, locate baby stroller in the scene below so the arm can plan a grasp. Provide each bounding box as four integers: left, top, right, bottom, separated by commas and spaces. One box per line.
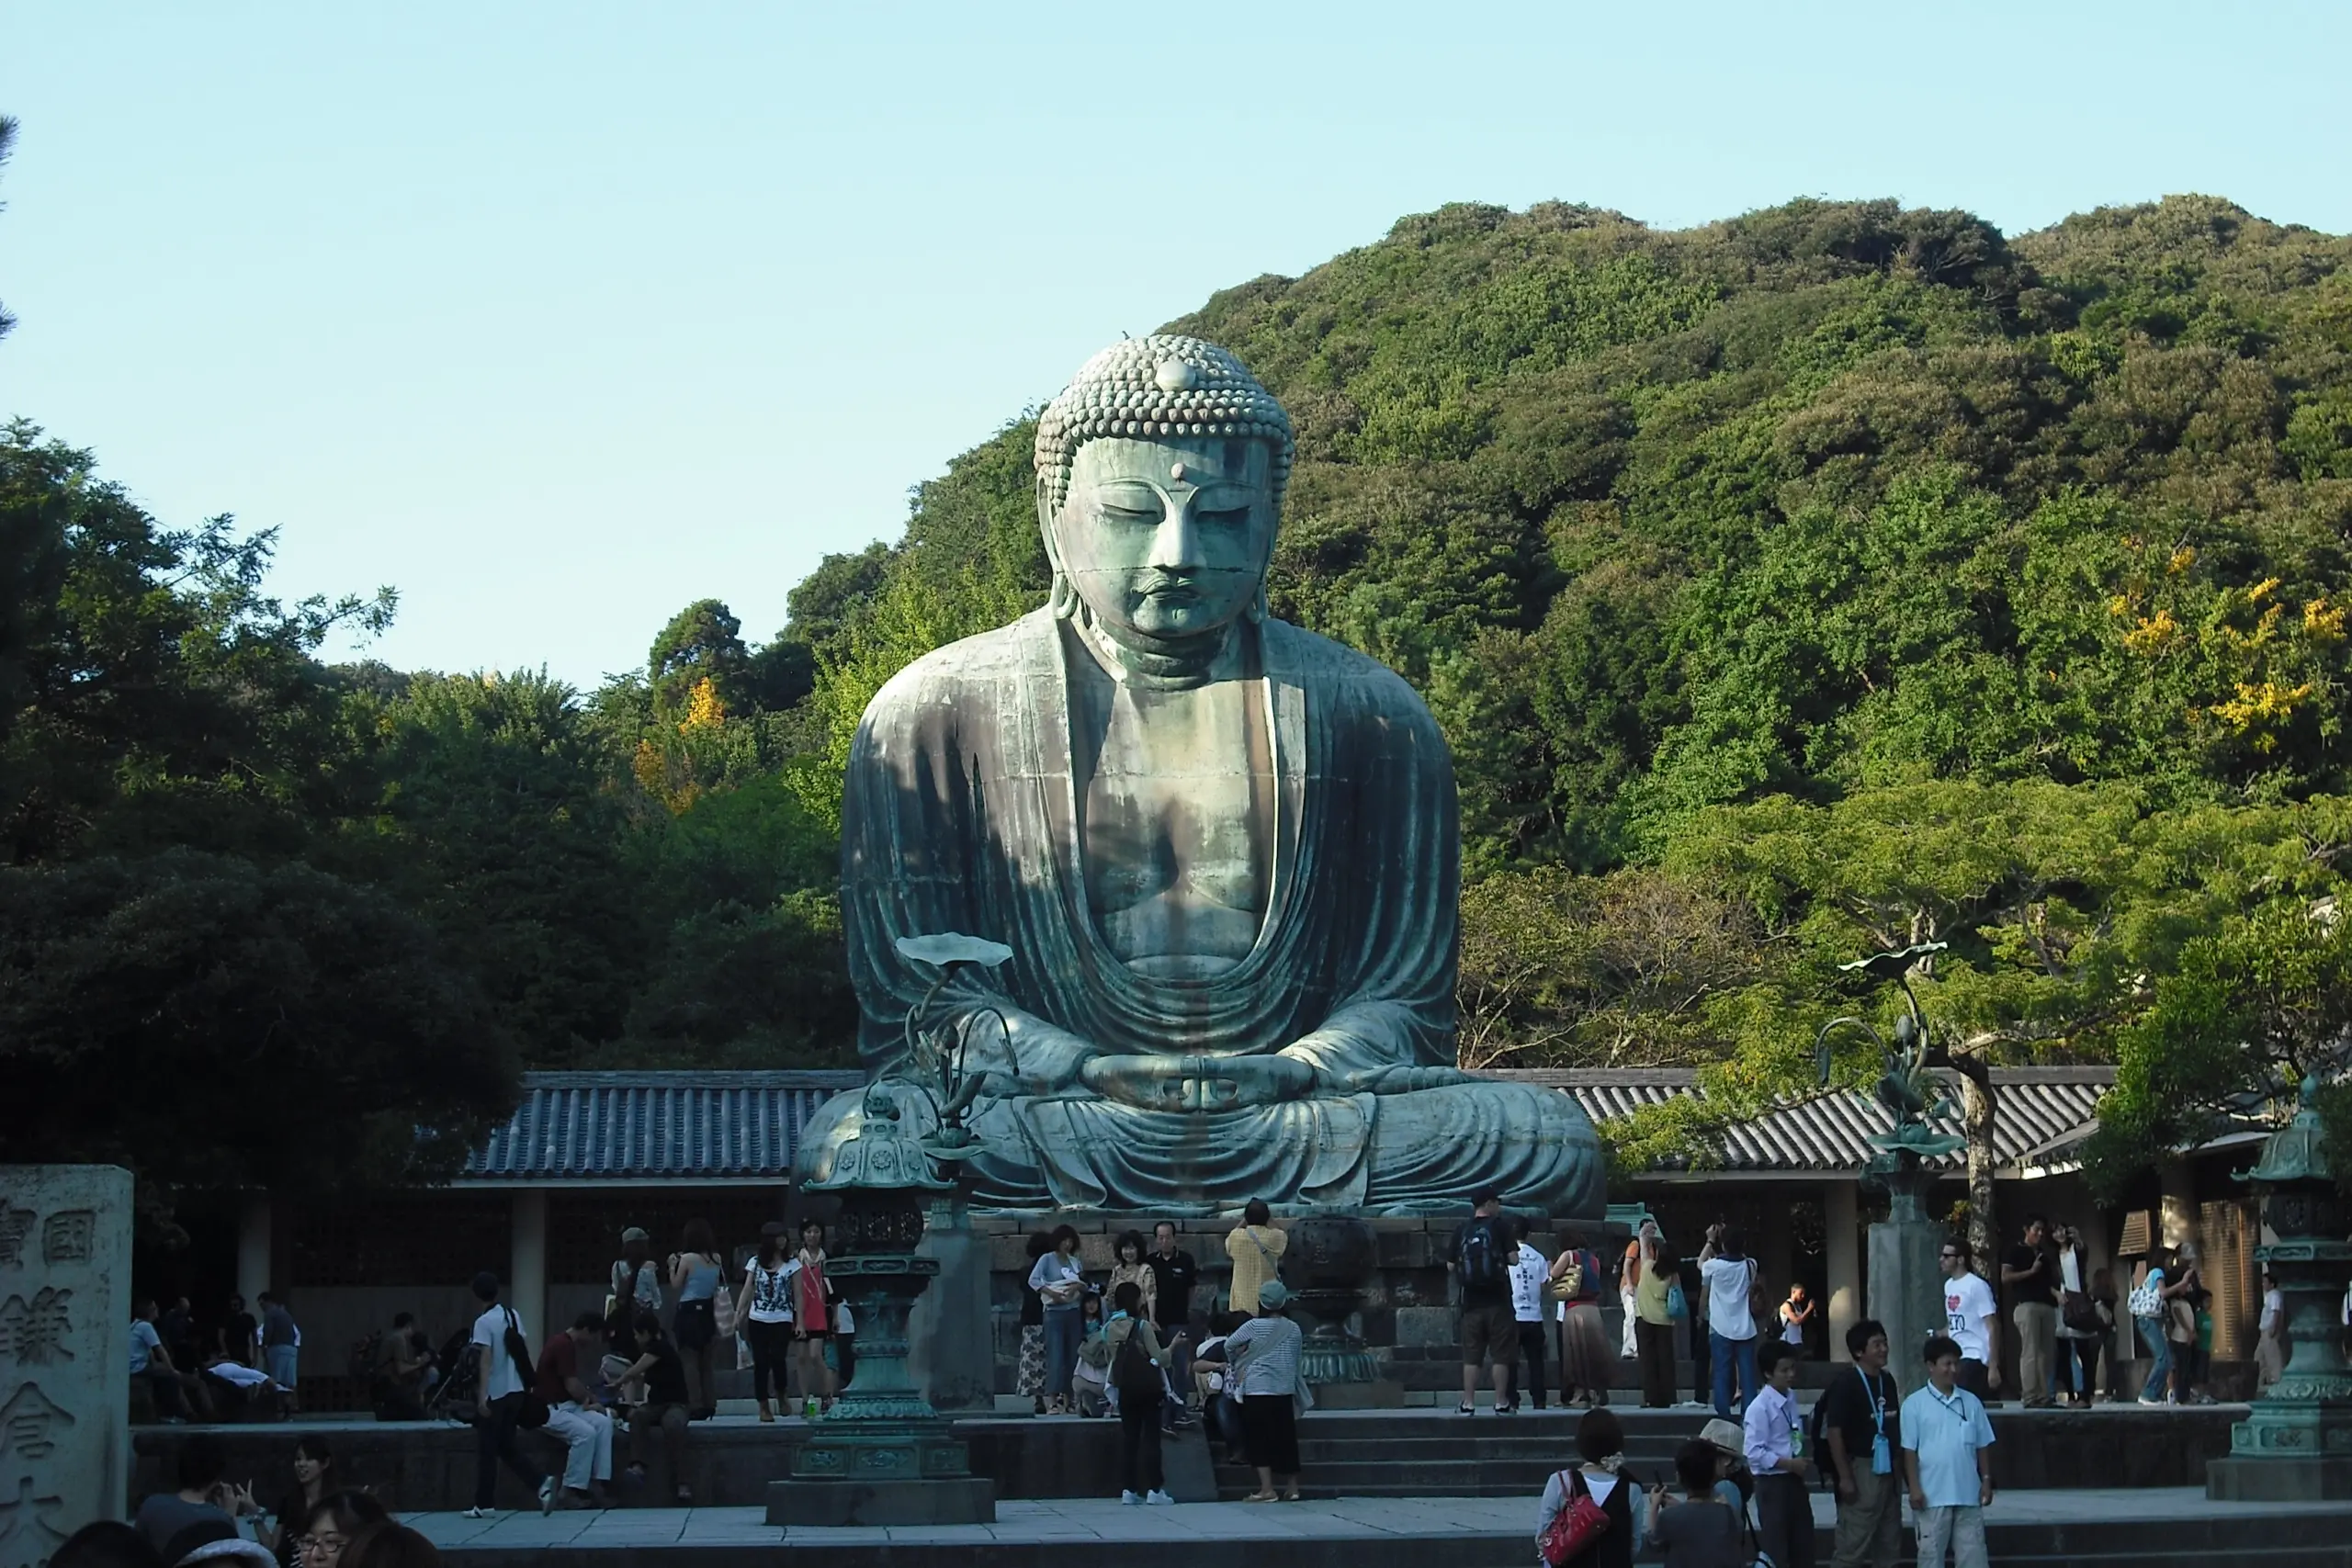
424, 1326, 481, 1423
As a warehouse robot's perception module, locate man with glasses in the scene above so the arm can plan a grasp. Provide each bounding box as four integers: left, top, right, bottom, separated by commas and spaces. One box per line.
1939, 1241, 1999, 1401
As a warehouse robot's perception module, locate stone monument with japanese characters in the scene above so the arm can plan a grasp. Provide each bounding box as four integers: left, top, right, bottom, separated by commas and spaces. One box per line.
0, 1166, 132, 1568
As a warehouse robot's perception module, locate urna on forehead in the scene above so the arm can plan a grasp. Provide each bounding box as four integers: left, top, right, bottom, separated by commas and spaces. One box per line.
1034, 333, 1296, 518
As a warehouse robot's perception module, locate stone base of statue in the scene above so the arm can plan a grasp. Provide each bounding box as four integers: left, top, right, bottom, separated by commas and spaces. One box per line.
773, 1090, 996, 1529
1291, 1215, 1382, 1387
908, 1192, 994, 1416
2206, 1105, 2352, 1503
765, 1250, 997, 1528
1864, 1142, 1953, 1399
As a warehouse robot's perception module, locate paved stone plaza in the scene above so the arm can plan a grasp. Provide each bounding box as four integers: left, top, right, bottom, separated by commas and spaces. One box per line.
405, 1490, 2352, 1567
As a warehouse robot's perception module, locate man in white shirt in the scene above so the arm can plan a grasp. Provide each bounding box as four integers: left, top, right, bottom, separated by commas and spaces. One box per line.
1507, 1228, 1552, 1411
467, 1270, 554, 1518
1743, 1339, 1815, 1568
1902, 1335, 1996, 1568
1939, 1240, 2000, 1401
1699, 1225, 1760, 1417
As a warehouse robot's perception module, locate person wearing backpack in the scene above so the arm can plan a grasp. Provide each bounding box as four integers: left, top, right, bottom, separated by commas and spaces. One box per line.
464, 1270, 553, 1518
1102, 1280, 1176, 1506
1535, 1407, 1641, 1567
1453, 1190, 1516, 1416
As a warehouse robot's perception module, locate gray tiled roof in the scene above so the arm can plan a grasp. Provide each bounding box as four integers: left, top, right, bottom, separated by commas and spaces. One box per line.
458, 1066, 2115, 1184
463, 1071, 860, 1183
1492, 1067, 2113, 1174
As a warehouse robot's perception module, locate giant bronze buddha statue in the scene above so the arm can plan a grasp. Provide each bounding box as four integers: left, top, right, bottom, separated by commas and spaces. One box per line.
793, 335, 1603, 1218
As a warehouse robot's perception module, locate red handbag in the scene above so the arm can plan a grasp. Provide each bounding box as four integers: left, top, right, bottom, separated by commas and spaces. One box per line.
1539, 1468, 1611, 1566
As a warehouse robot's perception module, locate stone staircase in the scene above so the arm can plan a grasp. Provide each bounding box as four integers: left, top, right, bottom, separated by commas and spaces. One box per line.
1208, 1404, 2243, 1500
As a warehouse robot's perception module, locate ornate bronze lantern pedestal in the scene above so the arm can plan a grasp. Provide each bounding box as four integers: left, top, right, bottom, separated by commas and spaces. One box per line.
2208, 1077, 2352, 1500
765, 1081, 997, 1527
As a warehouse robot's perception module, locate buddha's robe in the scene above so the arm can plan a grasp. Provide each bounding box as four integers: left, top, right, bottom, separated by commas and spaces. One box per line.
792, 608, 1602, 1218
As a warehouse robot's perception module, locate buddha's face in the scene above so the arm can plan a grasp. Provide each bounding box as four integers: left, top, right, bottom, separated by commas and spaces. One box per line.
1055, 435, 1274, 640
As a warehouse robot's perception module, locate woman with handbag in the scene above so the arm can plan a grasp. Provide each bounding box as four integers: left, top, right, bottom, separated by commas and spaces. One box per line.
787, 1218, 842, 1417
1550, 1230, 1611, 1409
2052, 1225, 2098, 1406
2128, 1253, 2190, 1404
1535, 1407, 1641, 1567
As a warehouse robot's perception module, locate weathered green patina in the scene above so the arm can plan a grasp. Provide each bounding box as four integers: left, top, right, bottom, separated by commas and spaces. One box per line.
793, 335, 1602, 1218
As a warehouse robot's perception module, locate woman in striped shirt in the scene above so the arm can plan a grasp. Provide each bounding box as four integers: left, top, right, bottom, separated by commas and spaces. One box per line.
1224, 1280, 1306, 1502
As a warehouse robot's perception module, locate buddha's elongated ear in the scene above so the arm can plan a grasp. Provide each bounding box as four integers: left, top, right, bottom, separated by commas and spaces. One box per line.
1036, 472, 1078, 620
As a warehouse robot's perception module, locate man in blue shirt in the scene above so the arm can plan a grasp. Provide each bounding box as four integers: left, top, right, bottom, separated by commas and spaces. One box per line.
1742, 1339, 1815, 1568
1901, 1335, 1996, 1568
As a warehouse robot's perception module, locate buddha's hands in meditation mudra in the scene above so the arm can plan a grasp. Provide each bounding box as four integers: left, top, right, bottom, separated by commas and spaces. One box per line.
1077, 1047, 1477, 1111
1080, 1053, 1314, 1111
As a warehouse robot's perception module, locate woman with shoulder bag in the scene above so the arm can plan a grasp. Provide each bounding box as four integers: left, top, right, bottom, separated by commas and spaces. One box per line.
1549, 1229, 1611, 1409
1536, 1407, 1642, 1567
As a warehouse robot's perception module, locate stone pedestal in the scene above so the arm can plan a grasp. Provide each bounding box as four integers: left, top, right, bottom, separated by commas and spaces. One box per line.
1866, 1153, 1945, 1398
0, 1165, 134, 1548
2206, 1087, 2352, 1502
774, 1094, 995, 1529
909, 1193, 993, 1416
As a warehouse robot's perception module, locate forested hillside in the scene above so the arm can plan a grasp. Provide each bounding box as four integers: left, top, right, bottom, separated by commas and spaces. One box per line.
10, 193, 2352, 1212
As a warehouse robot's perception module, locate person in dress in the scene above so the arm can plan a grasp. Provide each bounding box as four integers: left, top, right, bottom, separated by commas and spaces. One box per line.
787, 1218, 841, 1417
1549, 1227, 1611, 1409
1224, 1280, 1306, 1502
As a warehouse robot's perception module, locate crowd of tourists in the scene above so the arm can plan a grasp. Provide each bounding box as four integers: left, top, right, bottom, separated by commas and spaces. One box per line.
122, 1193, 2285, 1540
119, 1430, 438, 1568
130, 1293, 304, 1425
462, 1214, 854, 1512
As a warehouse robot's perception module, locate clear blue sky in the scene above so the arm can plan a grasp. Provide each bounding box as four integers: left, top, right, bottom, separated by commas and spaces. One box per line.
4, 3, 2346, 685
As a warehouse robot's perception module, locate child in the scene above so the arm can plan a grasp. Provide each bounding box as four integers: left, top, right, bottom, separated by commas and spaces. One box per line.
1902, 1334, 1996, 1568
1645, 1437, 1747, 1567
1742, 1340, 1813, 1568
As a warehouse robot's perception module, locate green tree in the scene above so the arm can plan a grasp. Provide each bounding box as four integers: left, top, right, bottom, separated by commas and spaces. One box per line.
0, 849, 516, 1197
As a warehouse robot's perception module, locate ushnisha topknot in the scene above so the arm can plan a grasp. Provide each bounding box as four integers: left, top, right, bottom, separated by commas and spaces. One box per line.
1034, 334, 1295, 521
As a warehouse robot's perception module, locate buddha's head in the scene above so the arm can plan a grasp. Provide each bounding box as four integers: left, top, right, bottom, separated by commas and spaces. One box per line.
1035, 335, 1295, 644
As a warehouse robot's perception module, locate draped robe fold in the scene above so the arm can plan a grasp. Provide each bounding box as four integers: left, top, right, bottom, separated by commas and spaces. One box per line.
794, 608, 1602, 1217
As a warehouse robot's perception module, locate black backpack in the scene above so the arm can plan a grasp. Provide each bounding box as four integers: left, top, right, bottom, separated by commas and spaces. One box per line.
1458, 1218, 1505, 1290
1112, 1322, 1160, 1396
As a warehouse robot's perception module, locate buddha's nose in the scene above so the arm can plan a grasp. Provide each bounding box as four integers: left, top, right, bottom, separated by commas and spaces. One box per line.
1146, 500, 1203, 571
